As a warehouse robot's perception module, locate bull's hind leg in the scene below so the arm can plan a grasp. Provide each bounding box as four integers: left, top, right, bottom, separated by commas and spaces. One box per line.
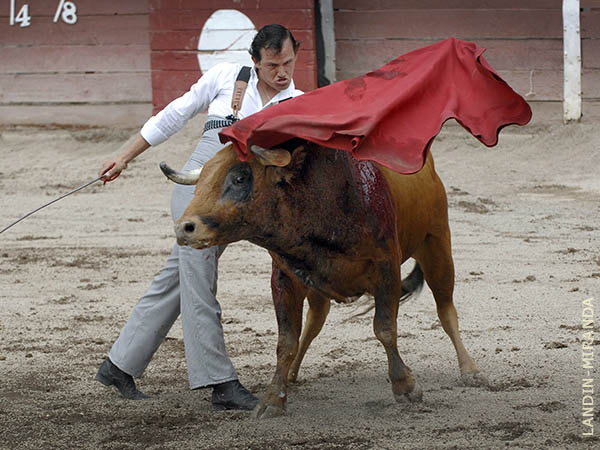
415, 232, 486, 386
289, 291, 330, 382
373, 263, 423, 403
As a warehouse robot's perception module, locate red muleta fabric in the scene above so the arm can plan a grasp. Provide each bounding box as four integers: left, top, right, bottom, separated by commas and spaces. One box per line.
219, 38, 532, 174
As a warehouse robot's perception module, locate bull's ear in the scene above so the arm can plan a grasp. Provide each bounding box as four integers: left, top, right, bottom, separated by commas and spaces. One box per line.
250, 145, 291, 167
287, 144, 308, 172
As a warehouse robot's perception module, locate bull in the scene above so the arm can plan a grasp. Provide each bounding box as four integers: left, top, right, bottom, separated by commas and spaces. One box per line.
160, 139, 485, 418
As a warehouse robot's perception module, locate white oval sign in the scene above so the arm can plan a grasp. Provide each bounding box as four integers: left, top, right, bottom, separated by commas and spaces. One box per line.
197, 10, 256, 73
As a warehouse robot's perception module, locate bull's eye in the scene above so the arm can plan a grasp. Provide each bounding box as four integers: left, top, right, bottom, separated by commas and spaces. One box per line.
222, 162, 253, 203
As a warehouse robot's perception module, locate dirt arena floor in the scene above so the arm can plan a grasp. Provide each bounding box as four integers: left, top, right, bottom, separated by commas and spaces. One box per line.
0, 114, 598, 449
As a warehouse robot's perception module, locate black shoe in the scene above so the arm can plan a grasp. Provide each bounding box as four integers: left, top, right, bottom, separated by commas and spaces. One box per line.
95, 357, 150, 400
211, 380, 258, 411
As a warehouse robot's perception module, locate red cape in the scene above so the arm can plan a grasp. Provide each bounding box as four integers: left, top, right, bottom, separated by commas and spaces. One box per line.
219, 38, 532, 174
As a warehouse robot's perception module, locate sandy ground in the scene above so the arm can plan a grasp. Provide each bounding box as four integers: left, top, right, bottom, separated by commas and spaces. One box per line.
0, 114, 598, 450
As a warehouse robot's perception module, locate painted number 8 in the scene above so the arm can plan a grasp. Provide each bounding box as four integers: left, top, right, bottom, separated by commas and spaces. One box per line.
54, 0, 77, 25
61, 1, 77, 24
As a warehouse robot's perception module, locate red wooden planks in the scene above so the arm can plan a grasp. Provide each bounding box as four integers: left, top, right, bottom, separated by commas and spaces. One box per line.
151, 51, 199, 71
151, 70, 202, 92
0, 0, 148, 17
150, 31, 199, 51
151, 0, 314, 10
583, 40, 600, 69
583, 71, 600, 99
291, 68, 318, 93
334, 10, 563, 40
336, 39, 564, 73
151, 28, 314, 52
1, 46, 150, 73
334, 1, 562, 10
149, 9, 314, 31
1, 2, 152, 126
0, 73, 151, 103
0, 16, 150, 46
0, 104, 152, 127
582, 9, 600, 38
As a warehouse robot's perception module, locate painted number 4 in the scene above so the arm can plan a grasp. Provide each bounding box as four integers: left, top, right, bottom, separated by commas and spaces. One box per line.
9, 0, 31, 27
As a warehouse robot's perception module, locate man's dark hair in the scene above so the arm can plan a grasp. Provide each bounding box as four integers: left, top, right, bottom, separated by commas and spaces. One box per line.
249, 24, 300, 61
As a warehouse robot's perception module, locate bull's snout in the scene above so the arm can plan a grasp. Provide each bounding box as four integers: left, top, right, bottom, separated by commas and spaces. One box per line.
174, 218, 210, 248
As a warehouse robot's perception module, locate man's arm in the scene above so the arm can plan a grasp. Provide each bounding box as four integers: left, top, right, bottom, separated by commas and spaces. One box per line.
99, 63, 236, 182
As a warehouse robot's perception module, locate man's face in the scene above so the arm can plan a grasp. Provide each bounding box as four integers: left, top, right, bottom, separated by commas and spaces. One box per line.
253, 38, 297, 92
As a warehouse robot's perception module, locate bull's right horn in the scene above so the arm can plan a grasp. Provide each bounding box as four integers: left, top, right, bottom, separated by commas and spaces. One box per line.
159, 161, 202, 185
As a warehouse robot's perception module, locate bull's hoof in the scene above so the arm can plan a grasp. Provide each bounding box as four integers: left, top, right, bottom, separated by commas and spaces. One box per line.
460, 371, 488, 387
394, 382, 423, 403
288, 371, 298, 383
253, 403, 286, 419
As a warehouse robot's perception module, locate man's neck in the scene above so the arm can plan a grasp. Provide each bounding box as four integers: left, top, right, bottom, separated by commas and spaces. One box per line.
257, 79, 279, 106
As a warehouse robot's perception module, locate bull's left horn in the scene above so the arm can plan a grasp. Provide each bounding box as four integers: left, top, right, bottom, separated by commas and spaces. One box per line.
250, 145, 291, 167
159, 161, 202, 185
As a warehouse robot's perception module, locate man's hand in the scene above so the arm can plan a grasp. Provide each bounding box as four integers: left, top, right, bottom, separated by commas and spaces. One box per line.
99, 134, 151, 184
99, 160, 125, 183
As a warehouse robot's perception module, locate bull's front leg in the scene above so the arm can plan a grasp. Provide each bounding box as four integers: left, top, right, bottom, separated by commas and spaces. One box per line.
254, 259, 307, 419
373, 262, 423, 404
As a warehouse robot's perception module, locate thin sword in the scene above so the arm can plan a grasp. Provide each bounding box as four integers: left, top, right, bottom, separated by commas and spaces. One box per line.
1, 176, 103, 234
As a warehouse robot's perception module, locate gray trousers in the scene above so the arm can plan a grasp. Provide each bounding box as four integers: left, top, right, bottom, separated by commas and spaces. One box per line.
108, 121, 234, 389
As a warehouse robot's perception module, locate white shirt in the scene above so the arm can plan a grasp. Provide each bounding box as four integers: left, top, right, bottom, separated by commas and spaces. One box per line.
140, 62, 303, 146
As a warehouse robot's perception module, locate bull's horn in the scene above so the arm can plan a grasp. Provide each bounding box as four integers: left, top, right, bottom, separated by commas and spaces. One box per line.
250, 145, 291, 167
159, 161, 202, 185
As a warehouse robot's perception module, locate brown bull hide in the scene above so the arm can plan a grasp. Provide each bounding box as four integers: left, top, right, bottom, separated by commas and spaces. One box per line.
166, 141, 485, 418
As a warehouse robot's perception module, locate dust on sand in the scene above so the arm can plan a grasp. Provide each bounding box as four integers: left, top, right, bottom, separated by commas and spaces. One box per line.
0, 115, 598, 449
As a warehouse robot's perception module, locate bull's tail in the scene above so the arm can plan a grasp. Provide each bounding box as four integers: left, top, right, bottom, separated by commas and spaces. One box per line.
398, 262, 424, 305
346, 262, 425, 320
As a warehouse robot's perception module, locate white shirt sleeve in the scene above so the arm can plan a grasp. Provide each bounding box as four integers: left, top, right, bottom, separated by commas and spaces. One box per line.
140, 63, 237, 146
